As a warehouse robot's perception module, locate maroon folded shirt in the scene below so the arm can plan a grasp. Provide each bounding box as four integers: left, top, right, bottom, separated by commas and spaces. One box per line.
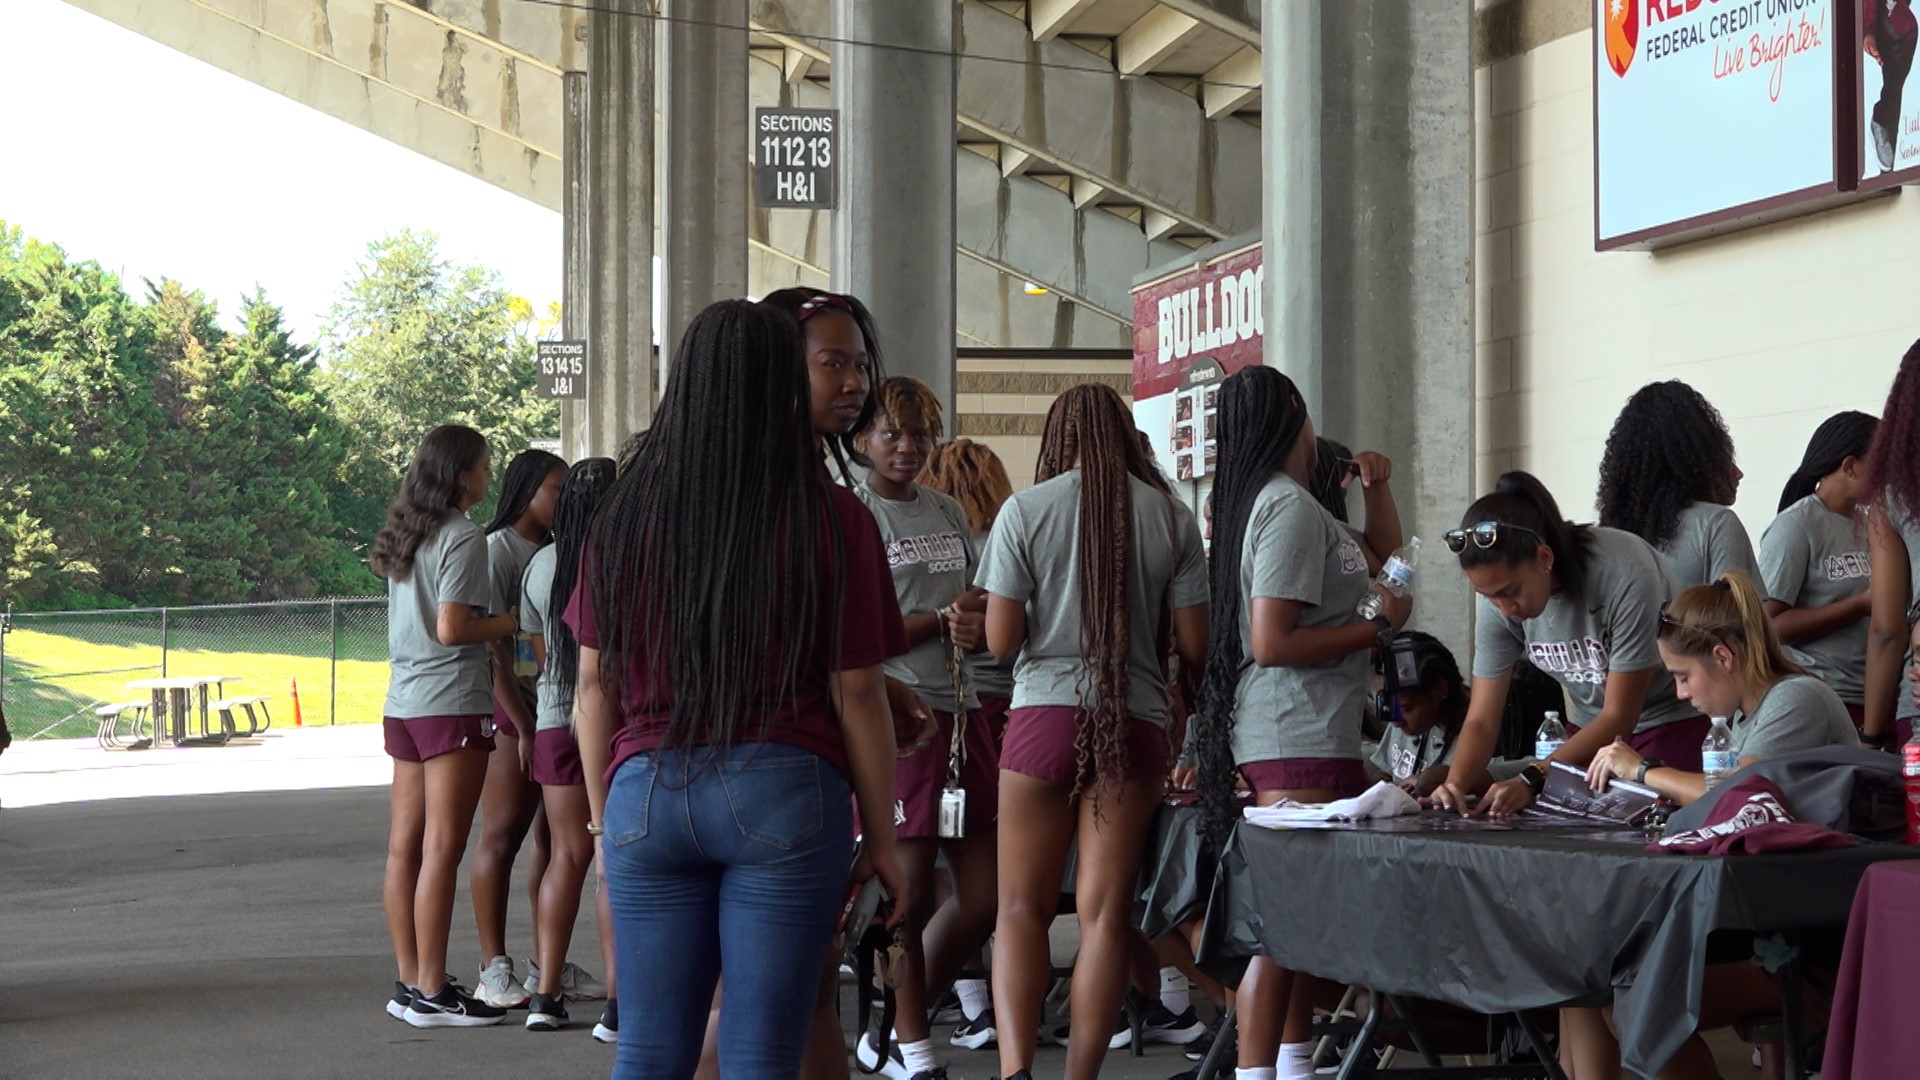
1650, 776, 1856, 855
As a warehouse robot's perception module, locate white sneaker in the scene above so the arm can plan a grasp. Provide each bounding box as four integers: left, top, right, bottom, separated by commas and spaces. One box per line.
477, 955, 530, 1009
524, 959, 608, 1001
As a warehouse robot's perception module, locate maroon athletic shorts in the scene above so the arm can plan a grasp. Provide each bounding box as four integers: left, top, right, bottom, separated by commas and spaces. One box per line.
999, 706, 1170, 788
894, 708, 1000, 840
1569, 715, 1710, 772
384, 715, 494, 762
1239, 758, 1369, 799
531, 727, 585, 787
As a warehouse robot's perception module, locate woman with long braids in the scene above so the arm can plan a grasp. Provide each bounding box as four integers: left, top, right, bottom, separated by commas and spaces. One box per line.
1757, 411, 1878, 724
761, 286, 885, 484
376, 424, 517, 1028
978, 383, 1209, 1080
568, 300, 909, 1076
519, 457, 618, 1035
1863, 340, 1920, 750
845, 377, 996, 1080
472, 448, 574, 1009
1191, 366, 1409, 1080
1596, 380, 1758, 588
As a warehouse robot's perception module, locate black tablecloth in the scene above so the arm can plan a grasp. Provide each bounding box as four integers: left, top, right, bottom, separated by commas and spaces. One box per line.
1200, 819, 1920, 1077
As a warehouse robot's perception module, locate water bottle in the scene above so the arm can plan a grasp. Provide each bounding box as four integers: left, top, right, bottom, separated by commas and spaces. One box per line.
1904, 732, 1920, 845
1356, 537, 1422, 620
513, 631, 538, 678
1701, 716, 1736, 788
1534, 710, 1566, 762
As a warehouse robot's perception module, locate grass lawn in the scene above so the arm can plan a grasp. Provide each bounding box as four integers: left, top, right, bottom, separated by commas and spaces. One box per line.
3, 622, 391, 741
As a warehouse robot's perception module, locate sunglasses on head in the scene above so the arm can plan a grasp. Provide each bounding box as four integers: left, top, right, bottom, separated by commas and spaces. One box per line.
795, 292, 855, 324
1657, 580, 1733, 635
1443, 521, 1541, 554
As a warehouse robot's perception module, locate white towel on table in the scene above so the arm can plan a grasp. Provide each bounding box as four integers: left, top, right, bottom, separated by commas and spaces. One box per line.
1241, 781, 1419, 828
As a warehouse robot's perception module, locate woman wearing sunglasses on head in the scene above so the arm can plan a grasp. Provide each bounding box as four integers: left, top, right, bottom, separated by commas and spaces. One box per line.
1430, 472, 1702, 820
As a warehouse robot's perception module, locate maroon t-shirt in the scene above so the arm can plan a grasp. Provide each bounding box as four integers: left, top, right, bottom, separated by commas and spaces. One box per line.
565, 485, 907, 781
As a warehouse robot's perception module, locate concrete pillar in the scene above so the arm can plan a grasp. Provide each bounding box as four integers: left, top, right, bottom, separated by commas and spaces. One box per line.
1262, 0, 1476, 653
831, 0, 958, 421
661, 0, 749, 365
561, 71, 588, 462
580, 0, 656, 459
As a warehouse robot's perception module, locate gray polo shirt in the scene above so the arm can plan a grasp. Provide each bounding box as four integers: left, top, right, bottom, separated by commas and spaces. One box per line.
968, 528, 1017, 701
1473, 527, 1694, 732
1729, 674, 1860, 759
854, 484, 979, 713
384, 515, 494, 718
1757, 496, 1871, 704
519, 546, 572, 732
1658, 501, 1760, 589
976, 471, 1209, 727
1229, 474, 1373, 764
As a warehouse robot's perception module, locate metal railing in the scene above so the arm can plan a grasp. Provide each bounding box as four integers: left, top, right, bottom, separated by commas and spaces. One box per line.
0, 599, 389, 741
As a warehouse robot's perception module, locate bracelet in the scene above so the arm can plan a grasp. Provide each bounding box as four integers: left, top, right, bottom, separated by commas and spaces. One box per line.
586, 823, 604, 836
1862, 730, 1895, 750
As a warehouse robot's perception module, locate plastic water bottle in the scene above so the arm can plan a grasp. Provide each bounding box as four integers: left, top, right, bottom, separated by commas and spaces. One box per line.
1356, 537, 1422, 620
1535, 710, 1566, 762
1701, 716, 1736, 788
1904, 732, 1920, 845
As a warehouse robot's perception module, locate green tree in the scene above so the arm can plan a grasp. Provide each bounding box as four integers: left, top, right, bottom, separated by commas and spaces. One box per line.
318, 230, 558, 550
0, 223, 168, 606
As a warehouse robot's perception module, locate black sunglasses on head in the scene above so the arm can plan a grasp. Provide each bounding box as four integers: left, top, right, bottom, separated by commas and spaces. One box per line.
1443, 521, 1541, 554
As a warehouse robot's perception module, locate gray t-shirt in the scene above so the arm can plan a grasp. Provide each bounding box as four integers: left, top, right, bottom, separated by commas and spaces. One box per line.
976, 472, 1209, 726
384, 515, 494, 718
486, 528, 544, 712
1729, 674, 1861, 759
1757, 496, 1871, 704
1473, 527, 1694, 732
1230, 474, 1373, 763
967, 528, 1017, 701
1891, 501, 1920, 722
855, 484, 979, 713
519, 546, 572, 732
1658, 501, 1760, 589
1370, 726, 1453, 782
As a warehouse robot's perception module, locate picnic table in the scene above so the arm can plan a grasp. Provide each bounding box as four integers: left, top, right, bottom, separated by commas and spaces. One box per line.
126, 675, 240, 747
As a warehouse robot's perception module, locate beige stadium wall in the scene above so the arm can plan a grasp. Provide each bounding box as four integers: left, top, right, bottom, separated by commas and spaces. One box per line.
1474, 12, 1920, 542
953, 352, 1134, 490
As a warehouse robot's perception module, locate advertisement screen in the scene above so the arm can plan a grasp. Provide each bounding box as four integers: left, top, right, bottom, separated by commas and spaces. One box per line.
1595, 0, 1842, 247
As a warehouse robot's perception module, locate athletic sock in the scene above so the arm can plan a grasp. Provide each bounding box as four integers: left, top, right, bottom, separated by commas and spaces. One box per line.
898, 1037, 938, 1075
1277, 1040, 1315, 1080
955, 978, 992, 1021
1158, 967, 1191, 1014
1236, 1069, 1278, 1080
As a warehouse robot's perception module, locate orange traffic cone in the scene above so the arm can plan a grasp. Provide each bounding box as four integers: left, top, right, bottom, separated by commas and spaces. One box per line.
290, 677, 305, 727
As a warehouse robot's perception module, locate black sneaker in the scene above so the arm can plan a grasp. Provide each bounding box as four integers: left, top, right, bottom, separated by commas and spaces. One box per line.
404, 983, 507, 1028
1185, 1010, 1236, 1062
1140, 1001, 1208, 1045
1052, 1010, 1131, 1050
387, 981, 411, 1021
592, 998, 618, 1044
951, 1006, 997, 1050
907, 1070, 948, 1080
526, 992, 569, 1031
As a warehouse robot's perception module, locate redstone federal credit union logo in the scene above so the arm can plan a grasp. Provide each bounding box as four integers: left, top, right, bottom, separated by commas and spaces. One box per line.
1607, 0, 1641, 75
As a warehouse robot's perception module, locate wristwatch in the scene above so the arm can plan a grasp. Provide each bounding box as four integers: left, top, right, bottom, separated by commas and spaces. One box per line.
1634, 757, 1664, 784
586, 823, 604, 837
1520, 764, 1547, 795
1369, 614, 1393, 638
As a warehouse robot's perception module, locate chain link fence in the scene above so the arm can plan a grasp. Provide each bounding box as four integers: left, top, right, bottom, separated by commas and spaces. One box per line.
0, 599, 389, 741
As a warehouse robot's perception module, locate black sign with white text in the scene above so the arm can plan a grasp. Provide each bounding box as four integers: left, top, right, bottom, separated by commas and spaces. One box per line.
754, 108, 837, 210
535, 340, 587, 400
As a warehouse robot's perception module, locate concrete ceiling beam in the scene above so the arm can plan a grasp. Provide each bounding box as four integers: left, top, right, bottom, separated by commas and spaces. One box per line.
1028, 0, 1102, 43
1115, 6, 1205, 77
1202, 45, 1261, 117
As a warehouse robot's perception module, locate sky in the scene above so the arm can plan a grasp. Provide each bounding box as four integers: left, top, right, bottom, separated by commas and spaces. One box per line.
0, 0, 562, 342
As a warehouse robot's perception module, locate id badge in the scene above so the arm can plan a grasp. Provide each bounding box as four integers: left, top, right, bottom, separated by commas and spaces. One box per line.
939, 787, 966, 839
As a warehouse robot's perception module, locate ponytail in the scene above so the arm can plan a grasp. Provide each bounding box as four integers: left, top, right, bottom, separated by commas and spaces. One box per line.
1778, 411, 1877, 512
1657, 571, 1804, 693
1455, 471, 1594, 600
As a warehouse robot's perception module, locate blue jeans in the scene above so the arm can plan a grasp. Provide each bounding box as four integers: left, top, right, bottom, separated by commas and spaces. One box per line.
603, 742, 853, 1079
